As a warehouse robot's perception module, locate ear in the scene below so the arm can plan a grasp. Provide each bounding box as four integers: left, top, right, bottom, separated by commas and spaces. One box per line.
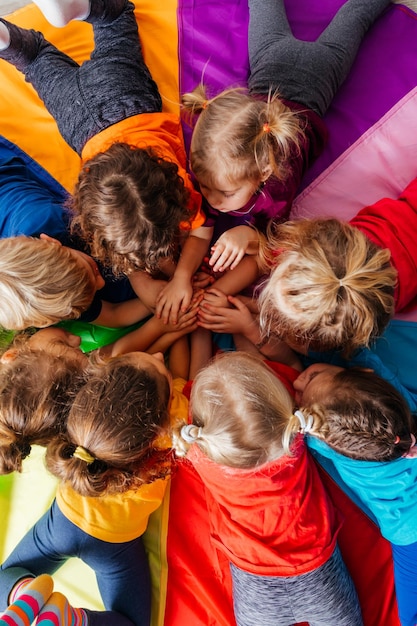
1, 348, 19, 363
260, 165, 273, 182
39, 233, 62, 246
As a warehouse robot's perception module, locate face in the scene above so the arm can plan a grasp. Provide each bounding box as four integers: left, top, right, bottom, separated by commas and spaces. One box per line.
198, 176, 261, 213
122, 351, 172, 389
27, 327, 88, 365
293, 363, 344, 407
40, 233, 105, 292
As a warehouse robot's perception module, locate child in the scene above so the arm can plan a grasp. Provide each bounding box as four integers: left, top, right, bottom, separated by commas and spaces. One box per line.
259, 176, 417, 356
0, 343, 190, 626
0, 137, 152, 331
173, 351, 363, 626
181, 0, 391, 277
0, 0, 212, 326
0, 294, 197, 470
293, 364, 417, 626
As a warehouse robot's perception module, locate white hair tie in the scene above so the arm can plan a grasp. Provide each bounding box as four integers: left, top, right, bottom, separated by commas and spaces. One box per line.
181, 424, 202, 443
294, 410, 314, 434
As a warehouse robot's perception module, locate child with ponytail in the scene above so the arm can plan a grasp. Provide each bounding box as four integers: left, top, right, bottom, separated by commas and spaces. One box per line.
182, 0, 391, 277
0, 331, 191, 626
173, 351, 363, 626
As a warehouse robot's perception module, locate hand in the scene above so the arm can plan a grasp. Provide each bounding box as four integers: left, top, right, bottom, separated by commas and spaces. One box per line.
155, 275, 193, 325
209, 226, 256, 272
193, 270, 215, 290
202, 287, 229, 309
198, 293, 256, 334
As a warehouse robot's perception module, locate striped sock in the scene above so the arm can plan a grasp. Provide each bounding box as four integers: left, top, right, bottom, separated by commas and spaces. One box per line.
0, 574, 53, 626
35, 593, 88, 626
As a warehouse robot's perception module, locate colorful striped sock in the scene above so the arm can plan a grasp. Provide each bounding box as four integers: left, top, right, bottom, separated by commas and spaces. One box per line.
35, 592, 88, 625
0, 574, 53, 626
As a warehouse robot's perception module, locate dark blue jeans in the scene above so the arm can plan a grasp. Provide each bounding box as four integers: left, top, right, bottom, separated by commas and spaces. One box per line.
0, 499, 151, 626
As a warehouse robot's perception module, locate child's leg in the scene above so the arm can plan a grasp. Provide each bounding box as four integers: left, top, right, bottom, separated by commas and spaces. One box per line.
0, 574, 53, 626
75, 0, 161, 154
248, 0, 390, 116
36, 592, 88, 625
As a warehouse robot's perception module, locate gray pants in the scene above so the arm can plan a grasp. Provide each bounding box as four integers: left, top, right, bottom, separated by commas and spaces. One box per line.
230, 545, 363, 626
248, 0, 390, 116
0, 0, 161, 154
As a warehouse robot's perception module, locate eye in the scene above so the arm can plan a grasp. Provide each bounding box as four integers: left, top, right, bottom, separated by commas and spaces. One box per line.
222, 192, 236, 198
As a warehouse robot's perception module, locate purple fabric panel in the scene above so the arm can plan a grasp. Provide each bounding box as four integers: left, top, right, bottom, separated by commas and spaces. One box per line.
178, 0, 249, 153
178, 1, 417, 185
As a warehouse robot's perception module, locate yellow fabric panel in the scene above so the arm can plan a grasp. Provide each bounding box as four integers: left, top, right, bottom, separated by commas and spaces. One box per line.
0, 0, 180, 192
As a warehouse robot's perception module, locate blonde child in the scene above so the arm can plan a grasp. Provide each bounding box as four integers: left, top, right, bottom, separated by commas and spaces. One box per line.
173, 351, 363, 626
181, 0, 391, 277
0, 0, 212, 327
0, 340, 190, 626
293, 364, 417, 626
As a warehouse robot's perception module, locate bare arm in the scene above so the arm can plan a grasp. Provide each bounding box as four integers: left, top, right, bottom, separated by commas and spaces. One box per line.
93, 297, 151, 328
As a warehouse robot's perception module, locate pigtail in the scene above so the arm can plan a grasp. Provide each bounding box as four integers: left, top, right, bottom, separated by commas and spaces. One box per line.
0, 428, 32, 475
181, 83, 211, 121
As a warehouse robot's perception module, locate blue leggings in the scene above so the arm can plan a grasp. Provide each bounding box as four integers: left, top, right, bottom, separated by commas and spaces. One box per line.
248, 0, 390, 116
392, 541, 417, 626
0, 500, 151, 626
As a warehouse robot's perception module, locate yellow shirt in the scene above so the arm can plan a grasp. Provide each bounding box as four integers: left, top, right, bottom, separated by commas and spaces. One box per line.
56, 378, 188, 543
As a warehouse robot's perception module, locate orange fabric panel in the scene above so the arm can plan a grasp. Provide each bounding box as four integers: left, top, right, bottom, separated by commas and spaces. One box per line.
1, 0, 179, 192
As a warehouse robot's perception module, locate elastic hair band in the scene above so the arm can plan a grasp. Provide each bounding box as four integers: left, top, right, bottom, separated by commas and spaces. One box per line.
294, 410, 314, 434
202, 100, 208, 110
181, 424, 202, 444
263, 123, 271, 134
394, 436, 400, 444
73, 445, 95, 465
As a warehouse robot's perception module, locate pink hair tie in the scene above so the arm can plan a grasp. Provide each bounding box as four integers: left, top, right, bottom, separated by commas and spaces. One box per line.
202, 100, 208, 110
394, 436, 400, 444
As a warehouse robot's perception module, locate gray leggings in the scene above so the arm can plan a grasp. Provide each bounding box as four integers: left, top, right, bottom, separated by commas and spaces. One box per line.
248, 0, 390, 116
0, 0, 161, 154
230, 545, 363, 626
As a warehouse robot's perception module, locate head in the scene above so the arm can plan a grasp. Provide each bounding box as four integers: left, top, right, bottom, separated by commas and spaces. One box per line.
0, 236, 103, 330
70, 143, 192, 275
293, 363, 415, 461
259, 219, 396, 356
0, 328, 87, 474
182, 85, 304, 212
172, 351, 296, 468
45, 351, 173, 496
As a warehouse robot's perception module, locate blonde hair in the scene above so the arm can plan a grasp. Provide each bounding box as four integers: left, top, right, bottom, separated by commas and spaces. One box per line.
173, 351, 299, 467
0, 237, 96, 330
259, 219, 396, 356
182, 85, 304, 187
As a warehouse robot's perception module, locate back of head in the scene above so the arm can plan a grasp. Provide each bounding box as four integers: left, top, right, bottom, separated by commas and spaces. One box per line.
71, 143, 192, 275
182, 85, 304, 187
174, 351, 295, 468
259, 219, 396, 355
0, 237, 95, 330
45, 354, 172, 496
303, 368, 414, 461
0, 349, 84, 474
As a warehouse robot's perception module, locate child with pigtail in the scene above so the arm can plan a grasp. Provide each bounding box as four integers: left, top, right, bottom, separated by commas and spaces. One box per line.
173, 351, 364, 626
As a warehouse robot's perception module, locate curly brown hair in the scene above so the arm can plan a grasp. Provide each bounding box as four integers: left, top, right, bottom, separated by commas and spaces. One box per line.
70, 143, 193, 275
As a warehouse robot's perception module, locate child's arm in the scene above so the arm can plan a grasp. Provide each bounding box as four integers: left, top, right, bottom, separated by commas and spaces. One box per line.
99, 304, 198, 358
128, 271, 168, 312
210, 225, 263, 273
93, 297, 151, 328
211, 255, 261, 296
198, 290, 303, 370
155, 227, 212, 325
166, 335, 190, 381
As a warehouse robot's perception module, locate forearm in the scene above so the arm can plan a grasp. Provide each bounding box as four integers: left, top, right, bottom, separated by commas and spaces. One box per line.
213, 256, 261, 295
93, 298, 151, 328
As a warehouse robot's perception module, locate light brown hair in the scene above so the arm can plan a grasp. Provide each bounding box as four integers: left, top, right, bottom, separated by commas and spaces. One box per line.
182, 85, 304, 188
70, 143, 193, 275
45, 354, 172, 496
